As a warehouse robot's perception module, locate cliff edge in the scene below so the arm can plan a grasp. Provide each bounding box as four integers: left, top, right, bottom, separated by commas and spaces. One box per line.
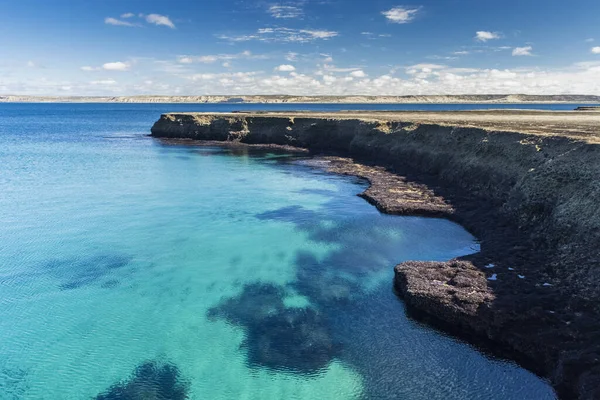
151, 110, 600, 399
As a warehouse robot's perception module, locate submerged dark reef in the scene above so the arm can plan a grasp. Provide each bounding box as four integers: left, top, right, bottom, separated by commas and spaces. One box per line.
95, 360, 189, 400
43, 253, 132, 290
208, 283, 340, 374
206, 192, 553, 399
208, 199, 412, 384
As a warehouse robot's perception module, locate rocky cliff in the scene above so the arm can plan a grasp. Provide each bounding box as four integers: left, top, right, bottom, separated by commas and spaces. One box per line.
151, 111, 600, 399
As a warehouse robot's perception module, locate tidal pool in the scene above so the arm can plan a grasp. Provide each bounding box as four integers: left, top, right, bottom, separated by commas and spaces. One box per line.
0, 104, 555, 399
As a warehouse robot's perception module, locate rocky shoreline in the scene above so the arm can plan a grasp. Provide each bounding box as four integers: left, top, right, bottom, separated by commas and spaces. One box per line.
151, 111, 600, 399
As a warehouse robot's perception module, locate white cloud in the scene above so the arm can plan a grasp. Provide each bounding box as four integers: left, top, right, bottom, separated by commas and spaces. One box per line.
177, 51, 262, 64
80, 66, 97, 71
102, 62, 130, 71
105, 13, 174, 28
175, 62, 600, 96
104, 17, 137, 27
475, 31, 501, 42
26, 61, 35, 68
406, 63, 446, 78
188, 71, 261, 82
177, 57, 194, 64
198, 55, 219, 63
218, 28, 338, 43
90, 79, 117, 85
268, 5, 303, 19
585, 38, 595, 43
362, 31, 392, 40
350, 70, 366, 78
454, 51, 470, 55
285, 52, 299, 61
303, 30, 338, 39
145, 14, 175, 29
512, 46, 533, 56
382, 6, 421, 24
275, 64, 296, 72
6, 60, 600, 96
592, 47, 600, 54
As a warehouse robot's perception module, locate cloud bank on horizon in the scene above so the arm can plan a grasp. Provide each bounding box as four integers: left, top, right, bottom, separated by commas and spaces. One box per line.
1, 0, 599, 96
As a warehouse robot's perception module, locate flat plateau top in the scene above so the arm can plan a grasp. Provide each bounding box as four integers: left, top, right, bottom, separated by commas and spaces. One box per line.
165, 110, 600, 143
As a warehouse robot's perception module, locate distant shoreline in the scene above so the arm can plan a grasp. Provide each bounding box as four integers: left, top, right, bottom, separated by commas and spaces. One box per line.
1, 94, 599, 104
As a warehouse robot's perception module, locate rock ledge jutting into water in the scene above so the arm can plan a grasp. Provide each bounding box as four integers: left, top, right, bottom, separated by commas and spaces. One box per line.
150, 110, 600, 400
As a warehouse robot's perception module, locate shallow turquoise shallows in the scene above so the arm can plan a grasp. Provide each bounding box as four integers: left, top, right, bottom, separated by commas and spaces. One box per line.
0, 104, 555, 399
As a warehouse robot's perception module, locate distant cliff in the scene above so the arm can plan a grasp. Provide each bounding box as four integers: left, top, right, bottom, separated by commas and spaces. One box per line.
1, 94, 600, 104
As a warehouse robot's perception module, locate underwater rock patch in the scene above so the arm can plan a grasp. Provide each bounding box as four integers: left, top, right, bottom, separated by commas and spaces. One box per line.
95, 360, 189, 400
292, 251, 359, 306
43, 253, 131, 290
207, 283, 340, 374
207, 282, 285, 325
244, 307, 339, 374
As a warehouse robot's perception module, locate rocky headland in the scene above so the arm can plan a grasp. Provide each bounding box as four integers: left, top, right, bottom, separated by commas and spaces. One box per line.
150, 110, 600, 399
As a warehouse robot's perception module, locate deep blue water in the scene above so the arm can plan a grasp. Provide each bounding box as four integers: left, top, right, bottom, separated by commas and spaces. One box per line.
0, 104, 556, 399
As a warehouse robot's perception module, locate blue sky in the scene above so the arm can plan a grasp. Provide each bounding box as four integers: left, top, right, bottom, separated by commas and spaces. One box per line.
1, 0, 599, 96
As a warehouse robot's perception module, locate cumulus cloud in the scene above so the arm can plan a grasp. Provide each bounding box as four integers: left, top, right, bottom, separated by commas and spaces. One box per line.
173, 62, 600, 96
145, 14, 175, 28
6, 60, 600, 96
268, 5, 303, 19
104, 17, 137, 27
275, 64, 296, 72
218, 27, 338, 43
80, 66, 97, 71
382, 6, 421, 24
592, 47, 600, 54
512, 46, 533, 56
102, 62, 130, 71
475, 31, 501, 42
350, 70, 366, 78
121, 13, 135, 18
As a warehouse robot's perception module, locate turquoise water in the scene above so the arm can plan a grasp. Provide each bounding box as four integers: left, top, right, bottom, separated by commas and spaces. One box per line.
0, 104, 555, 399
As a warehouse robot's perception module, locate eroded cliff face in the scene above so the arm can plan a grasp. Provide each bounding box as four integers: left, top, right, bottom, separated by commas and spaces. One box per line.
151, 112, 600, 399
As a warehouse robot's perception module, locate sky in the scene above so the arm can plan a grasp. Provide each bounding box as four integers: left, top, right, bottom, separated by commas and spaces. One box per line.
1, 0, 599, 96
